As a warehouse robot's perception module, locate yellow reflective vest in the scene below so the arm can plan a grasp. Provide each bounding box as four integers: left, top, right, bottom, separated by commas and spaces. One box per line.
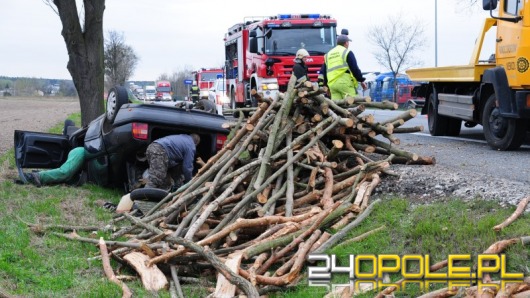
324, 45, 356, 86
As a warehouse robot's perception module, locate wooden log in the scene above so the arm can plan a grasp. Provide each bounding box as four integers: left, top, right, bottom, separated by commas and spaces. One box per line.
165, 237, 260, 297
336, 225, 386, 247
169, 266, 185, 298
392, 125, 424, 133
99, 238, 133, 298
184, 170, 251, 240
360, 100, 398, 110
198, 210, 320, 247
254, 75, 297, 190
257, 184, 273, 204
330, 212, 355, 231
347, 105, 365, 116
493, 197, 530, 231
256, 202, 339, 274
313, 199, 381, 253
381, 109, 418, 125
285, 131, 295, 217
212, 252, 244, 298
368, 136, 418, 161
391, 155, 436, 165
326, 139, 344, 161
123, 252, 168, 292
495, 277, 530, 298
313, 94, 351, 117
416, 286, 460, 298
274, 230, 322, 277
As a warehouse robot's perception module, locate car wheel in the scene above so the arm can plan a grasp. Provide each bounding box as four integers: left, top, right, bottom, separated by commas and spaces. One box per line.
194, 99, 217, 114
106, 86, 129, 123
482, 94, 526, 150
130, 188, 169, 202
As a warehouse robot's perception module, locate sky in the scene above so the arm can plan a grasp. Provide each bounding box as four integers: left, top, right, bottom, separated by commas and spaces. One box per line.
0, 0, 492, 82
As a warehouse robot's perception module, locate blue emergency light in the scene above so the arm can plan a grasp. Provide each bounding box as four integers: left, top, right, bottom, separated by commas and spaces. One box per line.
277, 14, 321, 19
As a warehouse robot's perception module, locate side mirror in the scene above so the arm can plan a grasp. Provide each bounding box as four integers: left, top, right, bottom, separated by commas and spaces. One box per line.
341, 28, 349, 35
482, 0, 497, 10
249, 37, 258, 53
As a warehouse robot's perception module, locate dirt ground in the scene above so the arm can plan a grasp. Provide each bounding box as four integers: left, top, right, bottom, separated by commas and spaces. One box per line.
1, 96, 528, 208
0, 96, 80, 155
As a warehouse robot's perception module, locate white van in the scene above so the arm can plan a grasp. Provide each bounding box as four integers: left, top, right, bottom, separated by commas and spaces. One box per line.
145, 86, 156, 101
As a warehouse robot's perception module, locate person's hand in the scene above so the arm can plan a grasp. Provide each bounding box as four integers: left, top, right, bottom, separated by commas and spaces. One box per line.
196, 157, 205, 168
361, 81, 368, 91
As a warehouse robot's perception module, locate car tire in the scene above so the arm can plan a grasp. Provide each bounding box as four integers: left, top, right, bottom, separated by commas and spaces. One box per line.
194, 99, 217, 114
130, 188, 169, 202
106, 86, 129, 123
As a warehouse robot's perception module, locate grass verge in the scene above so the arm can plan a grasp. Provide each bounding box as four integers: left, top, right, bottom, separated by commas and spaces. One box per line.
0, 114, 528, 297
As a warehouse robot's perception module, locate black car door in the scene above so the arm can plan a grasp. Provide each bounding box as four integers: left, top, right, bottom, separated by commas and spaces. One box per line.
14, 130, 71, 171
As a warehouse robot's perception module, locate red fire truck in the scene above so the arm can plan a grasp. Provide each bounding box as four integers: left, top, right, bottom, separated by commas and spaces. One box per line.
155, 80, 172, 101
224, 14, 337, 109
192, 68, 224, 99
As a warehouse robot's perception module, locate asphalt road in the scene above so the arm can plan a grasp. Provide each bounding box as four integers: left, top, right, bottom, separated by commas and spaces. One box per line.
368, 109, 530, 184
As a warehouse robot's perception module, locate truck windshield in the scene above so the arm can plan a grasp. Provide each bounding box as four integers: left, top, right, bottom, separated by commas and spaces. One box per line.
200, 73, 223, 81
264, 27, 336, 55
157, 87, 171, 92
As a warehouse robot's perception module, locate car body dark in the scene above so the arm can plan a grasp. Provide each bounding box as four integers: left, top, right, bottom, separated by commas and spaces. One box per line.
14, 86, 229, 192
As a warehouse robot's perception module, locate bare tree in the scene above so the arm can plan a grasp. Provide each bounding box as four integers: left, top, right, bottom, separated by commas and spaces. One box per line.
43, 0, 105, 126
104, 31, 139, 90
170, 66, 194, 99
367, 14, 427, 102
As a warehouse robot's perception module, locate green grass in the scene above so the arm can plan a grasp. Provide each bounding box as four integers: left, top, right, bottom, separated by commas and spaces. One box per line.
1, 114, 528, 297
272, 198, 529, 297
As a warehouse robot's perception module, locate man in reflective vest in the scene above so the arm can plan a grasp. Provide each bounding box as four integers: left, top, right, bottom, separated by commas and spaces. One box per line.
320, 34, 367, 100
190, 81, 200, 102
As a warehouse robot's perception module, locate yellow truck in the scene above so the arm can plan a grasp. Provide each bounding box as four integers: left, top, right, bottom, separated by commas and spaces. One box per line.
407, 0, 530, 150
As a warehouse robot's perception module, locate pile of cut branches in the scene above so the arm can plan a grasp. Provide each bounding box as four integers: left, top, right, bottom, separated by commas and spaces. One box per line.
54, 76, 435, 297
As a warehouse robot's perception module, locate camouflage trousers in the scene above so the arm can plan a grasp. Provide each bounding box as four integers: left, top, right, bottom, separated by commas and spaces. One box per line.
145, 143, 182, 190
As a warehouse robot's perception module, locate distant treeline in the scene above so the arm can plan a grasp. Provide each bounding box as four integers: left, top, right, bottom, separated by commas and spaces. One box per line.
0, 76, 77, 97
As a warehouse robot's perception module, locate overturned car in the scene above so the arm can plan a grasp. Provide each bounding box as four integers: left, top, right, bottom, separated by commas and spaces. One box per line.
14, 86, 229, 192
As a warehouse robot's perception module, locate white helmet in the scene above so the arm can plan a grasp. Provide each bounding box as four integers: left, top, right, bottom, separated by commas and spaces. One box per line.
296, 49, 309, 59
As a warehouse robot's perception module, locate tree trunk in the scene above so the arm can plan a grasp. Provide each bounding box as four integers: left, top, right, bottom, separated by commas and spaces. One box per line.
53, 0, 106, 126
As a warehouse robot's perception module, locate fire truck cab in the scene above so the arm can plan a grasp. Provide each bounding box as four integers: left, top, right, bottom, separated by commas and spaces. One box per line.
224, 14, 337, 109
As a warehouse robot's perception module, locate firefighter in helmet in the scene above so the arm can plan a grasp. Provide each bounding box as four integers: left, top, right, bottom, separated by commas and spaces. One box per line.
190, 81, 200, 103
293, 48, 309, 80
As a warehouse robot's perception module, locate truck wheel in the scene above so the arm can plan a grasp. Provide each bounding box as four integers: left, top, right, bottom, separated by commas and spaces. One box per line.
427, 93, 448, 136
230, 90, 236, 110
230, 90, 241, 118
106, 86, 129, 123
482, 94, 526, 150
